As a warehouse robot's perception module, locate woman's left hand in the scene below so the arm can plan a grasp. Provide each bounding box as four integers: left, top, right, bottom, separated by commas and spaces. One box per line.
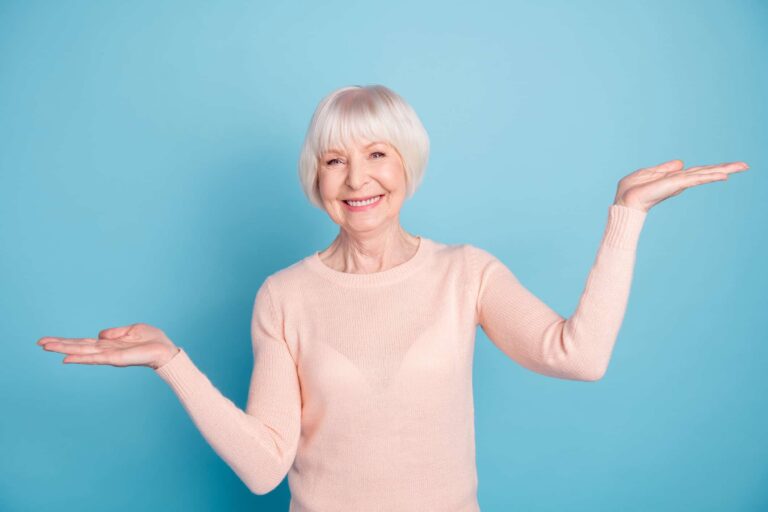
613, 159, 750, 213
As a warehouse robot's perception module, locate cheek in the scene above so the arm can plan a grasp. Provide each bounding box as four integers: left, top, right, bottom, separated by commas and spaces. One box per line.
317, 174, 341, 200
380, 165, 408, 192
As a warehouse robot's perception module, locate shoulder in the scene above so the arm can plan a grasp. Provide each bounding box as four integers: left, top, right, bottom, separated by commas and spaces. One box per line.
414, 237, 473, 268
450, 241, 499, 269
257, 256, 314, 303
423, 238, 502, 279
256, 253, 336, 314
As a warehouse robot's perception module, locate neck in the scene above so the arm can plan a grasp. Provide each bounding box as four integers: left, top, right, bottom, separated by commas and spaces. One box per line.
319, 224, 420, 274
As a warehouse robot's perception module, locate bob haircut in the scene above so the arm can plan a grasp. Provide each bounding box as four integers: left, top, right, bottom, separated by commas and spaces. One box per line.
298, 84, 430, 210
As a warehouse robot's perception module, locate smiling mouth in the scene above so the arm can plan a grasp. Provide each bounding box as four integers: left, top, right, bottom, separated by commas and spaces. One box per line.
343, 194, 384, 206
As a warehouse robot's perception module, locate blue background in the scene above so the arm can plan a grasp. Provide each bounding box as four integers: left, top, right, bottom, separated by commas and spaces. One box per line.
2, 0, 766, 510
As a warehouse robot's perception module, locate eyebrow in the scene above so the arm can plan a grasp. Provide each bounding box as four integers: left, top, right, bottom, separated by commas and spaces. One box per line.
325, 141, 386, 154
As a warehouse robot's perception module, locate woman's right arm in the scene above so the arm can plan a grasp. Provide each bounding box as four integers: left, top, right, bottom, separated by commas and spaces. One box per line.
154, 277, 301, 495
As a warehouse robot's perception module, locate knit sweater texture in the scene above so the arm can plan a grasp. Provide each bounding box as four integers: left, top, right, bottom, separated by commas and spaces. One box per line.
154, 204, 647, 511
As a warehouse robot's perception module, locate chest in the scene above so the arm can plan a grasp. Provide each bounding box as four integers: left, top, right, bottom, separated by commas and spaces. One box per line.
285, 277, 477, 399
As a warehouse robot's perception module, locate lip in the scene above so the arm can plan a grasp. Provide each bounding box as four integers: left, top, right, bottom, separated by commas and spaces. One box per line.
343, 194, 382, 202
342, 194, 384, 212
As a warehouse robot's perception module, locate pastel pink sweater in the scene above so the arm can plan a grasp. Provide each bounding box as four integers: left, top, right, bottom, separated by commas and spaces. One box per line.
154, 204, 647, 511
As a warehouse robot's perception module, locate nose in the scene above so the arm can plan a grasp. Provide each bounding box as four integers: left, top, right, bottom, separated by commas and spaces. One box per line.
344, 158, 371, 190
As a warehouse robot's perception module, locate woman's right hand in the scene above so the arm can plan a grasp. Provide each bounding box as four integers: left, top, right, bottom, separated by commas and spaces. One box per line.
37, 323, 180, 370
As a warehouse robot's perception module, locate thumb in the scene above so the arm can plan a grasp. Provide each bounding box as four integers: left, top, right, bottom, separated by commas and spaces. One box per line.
98, 325, 135, 339
656, 159, 684, 171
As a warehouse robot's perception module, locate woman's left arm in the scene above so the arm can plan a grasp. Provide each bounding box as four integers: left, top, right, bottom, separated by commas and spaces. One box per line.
471, 159, 748, 381
470, 204, 645, 381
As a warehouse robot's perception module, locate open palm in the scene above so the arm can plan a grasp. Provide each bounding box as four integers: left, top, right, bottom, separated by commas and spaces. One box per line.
37, 323, 179, 369
614, 159, 750, 212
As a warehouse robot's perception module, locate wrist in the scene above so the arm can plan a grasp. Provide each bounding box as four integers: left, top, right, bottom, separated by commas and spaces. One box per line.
613, 198, 647, 213
152, 346, 180, 370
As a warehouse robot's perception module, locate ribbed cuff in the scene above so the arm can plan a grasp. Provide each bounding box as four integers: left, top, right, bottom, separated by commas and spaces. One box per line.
154, 347, 199, 402
602, 204, 648, 250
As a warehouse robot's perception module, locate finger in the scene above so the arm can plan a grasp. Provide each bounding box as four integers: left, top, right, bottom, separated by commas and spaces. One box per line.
640, 159, 684, 173
683, 162, 749, 174
42, 341, 104, 355
98, 325, 135, 340
647, 159, 684, 172
678, 172, 729, 186
38, 336, 98, 346
63, 353, 118, 365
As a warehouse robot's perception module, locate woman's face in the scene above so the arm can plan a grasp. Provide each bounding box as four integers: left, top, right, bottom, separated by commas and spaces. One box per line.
317, 138, 407, 235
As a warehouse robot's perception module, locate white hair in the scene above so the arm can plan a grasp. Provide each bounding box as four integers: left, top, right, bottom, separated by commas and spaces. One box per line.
297, 84, 430, 209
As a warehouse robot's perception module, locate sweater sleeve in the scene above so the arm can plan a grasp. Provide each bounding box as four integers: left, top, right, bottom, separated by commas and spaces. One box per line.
469, 204, 648, 381
153, 277, 301, 494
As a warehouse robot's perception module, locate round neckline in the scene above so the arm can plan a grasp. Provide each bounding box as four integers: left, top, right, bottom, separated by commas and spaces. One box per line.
304, 236, 432, 287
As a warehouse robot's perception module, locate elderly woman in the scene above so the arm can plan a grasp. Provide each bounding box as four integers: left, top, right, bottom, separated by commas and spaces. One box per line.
37, 84, 748, 511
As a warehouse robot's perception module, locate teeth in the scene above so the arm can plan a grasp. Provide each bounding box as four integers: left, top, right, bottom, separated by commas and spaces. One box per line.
345, 195, 382, 207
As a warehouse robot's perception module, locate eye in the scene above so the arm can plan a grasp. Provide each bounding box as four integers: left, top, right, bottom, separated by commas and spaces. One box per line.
371, 151, 385, 159
325, 158, 343, 166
